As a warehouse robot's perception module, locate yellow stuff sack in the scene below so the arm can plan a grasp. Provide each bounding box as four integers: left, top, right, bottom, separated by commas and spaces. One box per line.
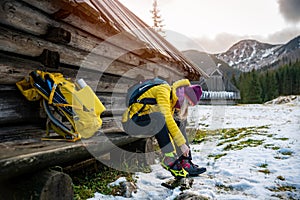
16, 70, 106, 141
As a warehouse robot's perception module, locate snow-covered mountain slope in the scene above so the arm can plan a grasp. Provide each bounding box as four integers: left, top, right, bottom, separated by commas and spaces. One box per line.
216, 35, 300, 72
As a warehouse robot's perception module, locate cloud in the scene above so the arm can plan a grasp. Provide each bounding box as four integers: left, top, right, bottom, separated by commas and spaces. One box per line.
189, 28, 300, 54
192, 33, 248, 54
278, 0, 300, 23
264, 27, 300, 44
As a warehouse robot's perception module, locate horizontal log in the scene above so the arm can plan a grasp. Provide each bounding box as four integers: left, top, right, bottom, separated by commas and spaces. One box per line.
0, 129, 139, 181
0, 26, 176, 80
0, 52, 183, 101
0, 53, 43, 85
0, 125, 46, 143
21, 0, 147, 50
0, 88, 126, 125
0, 0, 140, 65
0, 0, 165, 68
0, 89, 43, 125
0, 52, 134, 92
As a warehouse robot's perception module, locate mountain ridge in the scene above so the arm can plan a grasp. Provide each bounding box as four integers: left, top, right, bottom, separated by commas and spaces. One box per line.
215, 35, 300, 72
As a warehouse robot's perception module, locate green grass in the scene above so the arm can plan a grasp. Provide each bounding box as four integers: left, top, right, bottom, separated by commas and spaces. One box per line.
223, 139, 264, 151
280, 151, 293, 156
215, 183, 234, 192
267, 184, 296, 192
276, 175, 285, 181
257, 162, 270, 174
273, 137, 289, 141
192, 126, 271, 153
259, 163, 268, 168
264, 144, 280, 150
71, 165, 135, 200
258, 168, 271, 174
208, 153, 227, 160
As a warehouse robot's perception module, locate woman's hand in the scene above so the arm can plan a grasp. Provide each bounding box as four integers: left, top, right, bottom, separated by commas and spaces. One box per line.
180, 143, 190, 157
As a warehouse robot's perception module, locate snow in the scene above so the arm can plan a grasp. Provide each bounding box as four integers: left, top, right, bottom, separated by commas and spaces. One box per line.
89, 98, 300, 200
108, 177, 127, 187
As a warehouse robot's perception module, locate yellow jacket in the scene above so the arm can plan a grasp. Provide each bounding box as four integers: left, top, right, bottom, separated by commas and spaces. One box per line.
122, 79, 190, 147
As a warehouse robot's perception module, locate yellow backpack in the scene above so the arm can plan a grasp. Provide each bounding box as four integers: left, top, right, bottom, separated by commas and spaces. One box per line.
16, 70, 106, 141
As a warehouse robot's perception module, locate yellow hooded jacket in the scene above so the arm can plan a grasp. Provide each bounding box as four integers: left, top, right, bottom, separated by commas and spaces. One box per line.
122, 79, 191, 147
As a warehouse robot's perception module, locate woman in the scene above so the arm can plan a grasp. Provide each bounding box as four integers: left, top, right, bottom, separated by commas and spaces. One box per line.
122, 78, 206, 178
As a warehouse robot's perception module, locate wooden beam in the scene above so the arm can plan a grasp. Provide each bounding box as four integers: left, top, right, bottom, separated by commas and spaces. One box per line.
37, 49, 60, 68
0, 87, 126, 127
0, 26, 172, 79
0, 131, 139, 181
44, 27, 71, 44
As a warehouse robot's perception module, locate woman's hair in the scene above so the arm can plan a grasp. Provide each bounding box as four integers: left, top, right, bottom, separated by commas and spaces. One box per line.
175, 97, 189, 120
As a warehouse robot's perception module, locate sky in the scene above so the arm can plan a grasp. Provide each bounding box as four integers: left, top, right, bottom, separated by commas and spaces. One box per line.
118, 0, 300, 54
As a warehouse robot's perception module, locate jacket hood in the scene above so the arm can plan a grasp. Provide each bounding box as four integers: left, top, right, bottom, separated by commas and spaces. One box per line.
172, 79, 191, 91
171, 79, 191, 108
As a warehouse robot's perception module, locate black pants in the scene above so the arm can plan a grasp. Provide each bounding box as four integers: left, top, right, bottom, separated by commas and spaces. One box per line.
123, 112, 190, 156
123, 112, 175, 153
175, 119, 192, 159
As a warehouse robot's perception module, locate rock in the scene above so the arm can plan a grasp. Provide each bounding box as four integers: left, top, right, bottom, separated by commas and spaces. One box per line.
121, 181, 137, 198
175, 192, 210, 200
264, 95, 299, 105
162, 178, 194, 190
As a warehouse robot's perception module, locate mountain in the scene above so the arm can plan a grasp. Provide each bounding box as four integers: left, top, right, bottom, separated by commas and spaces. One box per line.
182, 50, 216, 75
182, 50, 241, 79
216, 35, 300, 72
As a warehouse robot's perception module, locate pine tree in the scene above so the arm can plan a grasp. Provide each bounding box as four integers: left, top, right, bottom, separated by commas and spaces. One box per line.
248, 70, 262, 103
150, 0, 165, 37
260, 73, 267, 101
295, 62, 300, 94
231, 74, 238, 89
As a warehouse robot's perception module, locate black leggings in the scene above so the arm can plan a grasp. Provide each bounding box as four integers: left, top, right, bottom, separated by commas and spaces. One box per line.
122, 112, 190, 155
123, 112, 174, 153
175, 119, 192, 159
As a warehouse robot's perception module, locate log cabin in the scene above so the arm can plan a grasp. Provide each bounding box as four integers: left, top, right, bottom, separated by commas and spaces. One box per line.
0, 0, 207, 198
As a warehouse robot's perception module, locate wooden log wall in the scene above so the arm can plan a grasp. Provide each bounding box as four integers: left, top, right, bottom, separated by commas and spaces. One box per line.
0, 0, 194, 187
0, 0, 188, 130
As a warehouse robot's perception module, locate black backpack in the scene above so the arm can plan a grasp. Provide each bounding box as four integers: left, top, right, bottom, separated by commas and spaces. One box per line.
125, 78, 168, 107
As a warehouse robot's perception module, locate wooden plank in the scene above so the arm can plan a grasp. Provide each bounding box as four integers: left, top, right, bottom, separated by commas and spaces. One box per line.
0, 54, 43, 85
0, 0, 139, 65
0, 26, 169, 80
0, 52, 134, 94
0, 90, 43, 125
21, 0, 146, 49
0, 51, 184, 99
0, 87, 126, 127
0, 125, 46, 142
0, 130, 138, 181
0, 0, 143, 63
0, 0, 50, 35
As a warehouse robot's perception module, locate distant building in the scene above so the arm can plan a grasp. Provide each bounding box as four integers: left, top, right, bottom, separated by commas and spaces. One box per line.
192, 66, 240, 105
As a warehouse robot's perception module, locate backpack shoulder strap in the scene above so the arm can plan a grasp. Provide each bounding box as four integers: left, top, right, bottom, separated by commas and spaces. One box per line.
126, 78, 168, 107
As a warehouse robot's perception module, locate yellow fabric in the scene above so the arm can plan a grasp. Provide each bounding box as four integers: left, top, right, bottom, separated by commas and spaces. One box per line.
171, 79, 190, 92
16, 70, 106, 139
122, 79, 191, 147
65, 85, 106, 138
16, 78, 41, 101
